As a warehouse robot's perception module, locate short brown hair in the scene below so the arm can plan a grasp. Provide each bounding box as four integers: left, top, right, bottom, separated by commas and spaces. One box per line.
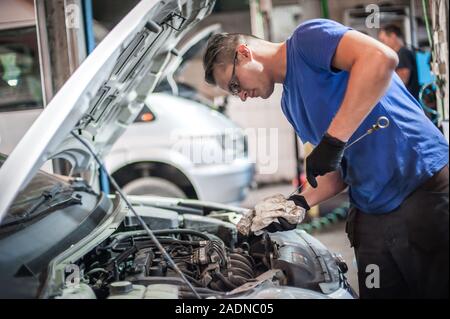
203, 33, 258, 85
380, 24, 404, 39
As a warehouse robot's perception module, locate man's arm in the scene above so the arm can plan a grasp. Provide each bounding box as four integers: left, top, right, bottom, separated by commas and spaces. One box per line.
396, 68, 411, 84
396, 48, 413, 85
301, 171, 347, 207
326, 30, 398, 142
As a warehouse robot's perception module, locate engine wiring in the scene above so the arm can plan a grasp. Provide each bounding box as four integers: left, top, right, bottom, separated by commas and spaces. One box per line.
90, 228, 258, 294
70, 131, 202, 299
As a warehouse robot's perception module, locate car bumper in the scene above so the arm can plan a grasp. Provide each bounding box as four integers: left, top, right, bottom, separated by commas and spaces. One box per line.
187, 159, 255, 205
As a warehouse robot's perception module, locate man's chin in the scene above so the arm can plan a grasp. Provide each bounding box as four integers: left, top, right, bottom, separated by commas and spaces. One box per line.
262, 87, 274, 99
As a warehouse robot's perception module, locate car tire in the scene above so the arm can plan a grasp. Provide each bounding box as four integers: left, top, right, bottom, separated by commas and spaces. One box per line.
122, 177, 186, 198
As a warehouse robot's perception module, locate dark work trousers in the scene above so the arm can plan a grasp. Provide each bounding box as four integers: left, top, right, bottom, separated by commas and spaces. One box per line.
345, 165, 449, 299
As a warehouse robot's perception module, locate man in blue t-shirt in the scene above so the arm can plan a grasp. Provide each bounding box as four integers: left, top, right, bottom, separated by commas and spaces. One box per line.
203, 19, 448, 298
378, 24, 420, 99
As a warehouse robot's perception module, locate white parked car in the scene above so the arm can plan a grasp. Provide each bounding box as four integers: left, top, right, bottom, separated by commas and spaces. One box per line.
0, 0, 356, 299
106, 92, 254, 204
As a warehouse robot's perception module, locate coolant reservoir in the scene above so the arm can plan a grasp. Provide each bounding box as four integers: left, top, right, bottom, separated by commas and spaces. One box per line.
144, 284, 179, 299
107, 281, 146, 299
107, 281, 179, 299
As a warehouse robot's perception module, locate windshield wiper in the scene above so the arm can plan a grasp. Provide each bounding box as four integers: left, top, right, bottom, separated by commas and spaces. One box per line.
0, 184, 82, 228
25, 184, 76, 217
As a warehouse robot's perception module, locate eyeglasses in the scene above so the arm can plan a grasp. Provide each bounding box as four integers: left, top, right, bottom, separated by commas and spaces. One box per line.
228, 51, 241, 96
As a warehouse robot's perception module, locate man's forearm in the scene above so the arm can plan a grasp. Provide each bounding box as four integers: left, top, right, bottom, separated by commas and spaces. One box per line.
300, 171, 347, 207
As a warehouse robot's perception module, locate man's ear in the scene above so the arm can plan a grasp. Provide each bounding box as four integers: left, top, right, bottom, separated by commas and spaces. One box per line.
237, 43, 251, 60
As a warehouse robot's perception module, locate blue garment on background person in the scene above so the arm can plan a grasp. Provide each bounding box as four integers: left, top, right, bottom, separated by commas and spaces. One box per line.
281, 19, 449, 214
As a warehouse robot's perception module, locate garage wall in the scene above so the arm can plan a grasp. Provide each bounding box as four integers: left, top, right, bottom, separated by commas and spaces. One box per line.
327, 0, 410, 21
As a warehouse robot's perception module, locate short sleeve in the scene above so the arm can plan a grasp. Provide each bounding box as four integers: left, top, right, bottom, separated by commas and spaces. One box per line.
291, 19, 351, 73
397, 48, 413, 70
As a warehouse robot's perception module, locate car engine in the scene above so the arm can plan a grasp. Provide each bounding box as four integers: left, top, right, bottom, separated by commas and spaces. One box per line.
80, 229, 263, 298
52, 204, 353, 299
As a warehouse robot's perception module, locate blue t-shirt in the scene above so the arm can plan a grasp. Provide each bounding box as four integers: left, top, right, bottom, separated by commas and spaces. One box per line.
281, 19, 449, 214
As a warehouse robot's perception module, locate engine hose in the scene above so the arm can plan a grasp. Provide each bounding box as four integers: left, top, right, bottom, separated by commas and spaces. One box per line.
228, 274, 249, 287
229, 266, 253, 279
209, 280, 226, 292
131, 276, 191, 287
207, 241, 227, 262
297, 204, 350, 233
229, 253, 254, 268
84, 268, 109, 277
140, 237, 201, 245
152, 229, 214, 241
108, 230, 148, 240
107, 235, 202, 252
230, 259, 254, 276
173, 264, 195, 277
183, 274, 204, 287
211, 240, 227, 257
108, 229, 214, 241
213, 271, 238, 290
133, 238, 201, 249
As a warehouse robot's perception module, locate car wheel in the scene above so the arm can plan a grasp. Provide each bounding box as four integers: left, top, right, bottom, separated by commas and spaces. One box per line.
122, 177, 186, 198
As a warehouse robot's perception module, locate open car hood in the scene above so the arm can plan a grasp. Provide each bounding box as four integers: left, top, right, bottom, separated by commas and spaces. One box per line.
0, 0, 215, 221
161, 23, 220, 80
157, 23, 220, 96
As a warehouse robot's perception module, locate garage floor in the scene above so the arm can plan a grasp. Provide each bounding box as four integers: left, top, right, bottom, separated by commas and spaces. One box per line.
241, 183, 359, 296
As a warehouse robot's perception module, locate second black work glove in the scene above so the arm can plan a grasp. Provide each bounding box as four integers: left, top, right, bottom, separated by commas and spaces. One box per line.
264, 195, 311, 233
306, 133, 346, 188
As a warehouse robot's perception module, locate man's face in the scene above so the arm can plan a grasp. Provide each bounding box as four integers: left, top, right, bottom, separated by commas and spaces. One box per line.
212, 44, 274, 101
378, 31, 397, 50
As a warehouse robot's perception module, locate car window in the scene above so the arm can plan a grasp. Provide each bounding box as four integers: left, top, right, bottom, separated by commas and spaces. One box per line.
0, 26, 43, 112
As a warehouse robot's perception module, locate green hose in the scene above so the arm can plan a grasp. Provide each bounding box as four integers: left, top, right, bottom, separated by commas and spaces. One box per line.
320, 0, 330, 19
422, 0, 433, 48
298, 204, 350, 234
326, 213, 338, 223
419, 82, 440, 124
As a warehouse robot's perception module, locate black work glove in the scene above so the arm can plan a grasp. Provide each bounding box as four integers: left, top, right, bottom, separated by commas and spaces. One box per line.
264, 195, 310, 233
306, 133, 346, 188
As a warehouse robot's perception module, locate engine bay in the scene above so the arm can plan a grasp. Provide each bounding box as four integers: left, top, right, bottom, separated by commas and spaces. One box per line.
55, 202, 351, 299
81, 229, 266, 298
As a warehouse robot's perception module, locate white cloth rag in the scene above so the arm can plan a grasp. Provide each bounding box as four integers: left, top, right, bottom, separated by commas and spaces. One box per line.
237, 194, 306, 236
